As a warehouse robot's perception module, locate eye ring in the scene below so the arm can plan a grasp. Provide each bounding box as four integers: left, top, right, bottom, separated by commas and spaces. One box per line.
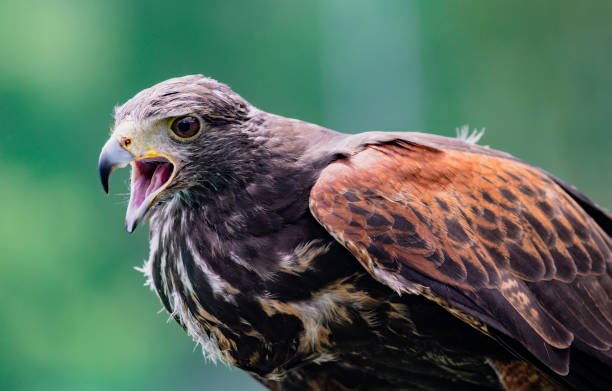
170, 115, 201, 140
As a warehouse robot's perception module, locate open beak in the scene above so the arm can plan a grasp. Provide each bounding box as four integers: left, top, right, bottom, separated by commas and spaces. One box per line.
98, 138, 176, 233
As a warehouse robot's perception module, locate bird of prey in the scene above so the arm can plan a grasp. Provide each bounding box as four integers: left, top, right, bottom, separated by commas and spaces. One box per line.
98, 75, 612, 391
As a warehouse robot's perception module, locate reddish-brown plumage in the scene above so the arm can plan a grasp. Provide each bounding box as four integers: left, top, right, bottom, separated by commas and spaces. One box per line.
310, 140, 612, 375
102, 76, 612, 390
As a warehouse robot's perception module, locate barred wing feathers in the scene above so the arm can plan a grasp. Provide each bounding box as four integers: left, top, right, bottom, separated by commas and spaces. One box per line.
309, 138, 612, 375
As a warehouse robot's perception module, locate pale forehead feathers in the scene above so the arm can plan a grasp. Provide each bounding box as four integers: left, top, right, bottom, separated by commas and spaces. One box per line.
113, 74, 248, 125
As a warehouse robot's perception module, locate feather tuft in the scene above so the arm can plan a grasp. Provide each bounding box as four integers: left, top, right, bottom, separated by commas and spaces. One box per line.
456, 125, 486, 145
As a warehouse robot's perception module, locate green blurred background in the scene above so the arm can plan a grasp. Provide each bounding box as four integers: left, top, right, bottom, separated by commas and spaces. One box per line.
1, 1, 611, 390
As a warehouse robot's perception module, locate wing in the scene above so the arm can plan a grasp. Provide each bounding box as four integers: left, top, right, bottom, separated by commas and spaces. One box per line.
309, 137, 612, 375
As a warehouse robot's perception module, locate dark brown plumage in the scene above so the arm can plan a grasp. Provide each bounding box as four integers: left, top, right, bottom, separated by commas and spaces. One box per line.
99, 75, 612, 391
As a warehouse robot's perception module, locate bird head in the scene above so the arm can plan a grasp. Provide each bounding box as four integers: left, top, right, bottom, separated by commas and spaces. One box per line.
98, 75, 252, 232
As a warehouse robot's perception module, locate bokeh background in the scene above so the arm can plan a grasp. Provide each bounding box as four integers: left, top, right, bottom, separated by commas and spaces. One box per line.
1, 1, 611, 390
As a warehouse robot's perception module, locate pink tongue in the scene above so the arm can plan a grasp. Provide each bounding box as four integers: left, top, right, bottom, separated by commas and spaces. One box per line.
131, 163, 173, 210
146, 163, 172, 197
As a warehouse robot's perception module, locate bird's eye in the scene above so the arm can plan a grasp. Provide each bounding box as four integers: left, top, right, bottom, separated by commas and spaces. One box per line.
170, 116, 201, 139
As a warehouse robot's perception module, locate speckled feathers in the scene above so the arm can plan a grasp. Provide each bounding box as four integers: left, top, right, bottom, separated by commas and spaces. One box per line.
310, 139, 612, 375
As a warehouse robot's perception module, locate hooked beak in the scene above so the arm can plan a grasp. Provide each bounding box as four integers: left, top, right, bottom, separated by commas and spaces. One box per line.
98, 137, 176, 233
98, 138, 135, 194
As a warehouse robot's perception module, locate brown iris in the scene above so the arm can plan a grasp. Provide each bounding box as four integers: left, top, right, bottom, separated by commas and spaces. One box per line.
171, 116, 201, 139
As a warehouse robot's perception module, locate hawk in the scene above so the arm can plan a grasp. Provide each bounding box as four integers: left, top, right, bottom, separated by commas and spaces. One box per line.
98, 75, 612, 391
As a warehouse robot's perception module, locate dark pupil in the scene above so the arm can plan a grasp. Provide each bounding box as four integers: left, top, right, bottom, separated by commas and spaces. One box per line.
178, 119, 192, 132
174, 116, 199, 137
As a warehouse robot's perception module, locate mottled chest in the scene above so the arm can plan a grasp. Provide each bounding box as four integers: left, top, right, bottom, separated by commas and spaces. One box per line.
141, 209, 377, 373
139, 203, 501, 387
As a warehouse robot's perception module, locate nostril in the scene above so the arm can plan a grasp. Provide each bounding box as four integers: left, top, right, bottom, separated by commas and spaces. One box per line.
121, 137, 132, 147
